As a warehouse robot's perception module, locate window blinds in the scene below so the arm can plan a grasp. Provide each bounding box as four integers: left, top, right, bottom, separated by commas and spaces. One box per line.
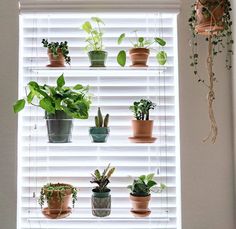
18, 12, 180, 229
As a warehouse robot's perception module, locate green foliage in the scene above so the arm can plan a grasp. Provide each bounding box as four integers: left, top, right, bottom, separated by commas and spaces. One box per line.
117, 31, 167, 66
128, 173, 166, 196
13, 74, 92, 119
94, 107, 109, 127
90, 164, 115, 192
81, 17, 105, 52
38, 183, 78, 208
42, 39, 71, 65
188, 0, 233, 83
130, 99, 156, 121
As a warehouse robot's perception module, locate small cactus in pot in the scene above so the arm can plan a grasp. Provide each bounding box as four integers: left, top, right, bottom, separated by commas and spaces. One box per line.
89, 107, 110, 143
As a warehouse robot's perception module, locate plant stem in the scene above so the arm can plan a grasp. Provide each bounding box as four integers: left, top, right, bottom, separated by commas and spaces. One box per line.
203, 34, 218, 143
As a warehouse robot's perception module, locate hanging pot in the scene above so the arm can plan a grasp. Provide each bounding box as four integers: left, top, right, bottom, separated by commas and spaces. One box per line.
45, 110, 73, 143
91, 189, 111, 217
129, 48, 150, 67
47, 48, 65, 67
88, 50, 108, 67
195, 0, 224, 35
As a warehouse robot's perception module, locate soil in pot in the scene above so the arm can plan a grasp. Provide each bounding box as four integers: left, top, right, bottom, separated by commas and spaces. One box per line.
45, 110, 73, 143
129, 194, 151, 217
195, 0, 224, 35
88, 51, 108, 67
91, 189, 111, 217
89, 127, 110, 143
129, 48, 150, 67
42, 183, 73, 219
47, 49, 65, 67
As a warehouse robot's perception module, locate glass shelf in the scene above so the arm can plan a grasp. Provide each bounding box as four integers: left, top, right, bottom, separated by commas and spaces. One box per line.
25, 208, 171, 222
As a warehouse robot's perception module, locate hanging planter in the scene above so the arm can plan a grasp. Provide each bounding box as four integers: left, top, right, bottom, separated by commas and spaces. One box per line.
188, 0, 233, 143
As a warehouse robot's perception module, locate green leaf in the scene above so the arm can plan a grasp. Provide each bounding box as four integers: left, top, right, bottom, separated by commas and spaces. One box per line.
117, 50, 126, 67
91, 17, 105, 25
139, 175, 146, 181
146, 173, 155, 181
147, 180, 157, 189
82, 21, 92, 33
73, 84, 83, 90
138, 37, 144, 43
118, 33, 125, 45
13, 99, 26, 113
28, 81, 39, 90
57, 74, 65, 88
154, 37, 166, 46
39, 97, 55, 113
27, 91, 35, 103
156, 51, 167, 65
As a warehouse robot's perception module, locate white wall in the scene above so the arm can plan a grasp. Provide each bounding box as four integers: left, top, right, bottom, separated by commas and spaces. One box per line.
179, 0, 235, 228
0, 1, 235, 229
0, 1, 18, 229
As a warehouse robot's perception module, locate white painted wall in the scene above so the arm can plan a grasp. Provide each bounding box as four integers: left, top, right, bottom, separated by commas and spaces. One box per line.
0, 1, 235, 229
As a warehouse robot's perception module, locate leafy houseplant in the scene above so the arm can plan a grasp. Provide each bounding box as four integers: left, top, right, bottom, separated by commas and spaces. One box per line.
117, 31, 167, 67
128, 173, 165, 217
38, 183, 77, 219
188, 0, 233, 143
129, 99, 156, 143
89, 107, 110, 143
81, 17, 107, 67
90, 164, 115, 217
42, 39, 71, 67
13, 74, 91, 143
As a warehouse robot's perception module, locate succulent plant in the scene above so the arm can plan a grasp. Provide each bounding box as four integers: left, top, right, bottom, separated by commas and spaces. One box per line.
95, 107, 109, 127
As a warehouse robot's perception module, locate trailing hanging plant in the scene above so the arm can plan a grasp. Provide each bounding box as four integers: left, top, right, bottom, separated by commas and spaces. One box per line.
188, 0, 233, 143
42, 39, 71, 65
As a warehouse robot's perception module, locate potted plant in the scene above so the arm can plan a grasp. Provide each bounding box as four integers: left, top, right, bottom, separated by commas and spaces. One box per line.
13, 74, 91, 143
90, 164, 115, 217
38, 183, 78, 219
89, 107, 109, 143
128, 173, 165, 217
188, 0, 233, 143
129, 99, 156, 143
42, 39, 71, 67
117, 31, 167, 67
81, 17, 107, 67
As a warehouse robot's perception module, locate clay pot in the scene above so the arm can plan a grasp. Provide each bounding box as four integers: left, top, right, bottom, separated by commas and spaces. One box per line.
47, 48, 65, 67
130, 194, 151, 212
43, 183, 73, 215
129, 48, 150, 67
195, 0, 224, 35
132, 120, 153, 138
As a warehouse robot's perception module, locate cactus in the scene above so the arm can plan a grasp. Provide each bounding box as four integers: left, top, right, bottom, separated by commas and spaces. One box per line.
95, 107, 109, 127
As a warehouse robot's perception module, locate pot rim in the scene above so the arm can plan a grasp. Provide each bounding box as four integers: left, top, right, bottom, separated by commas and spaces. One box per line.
88, 50, 108, 54
43, 183, 74, 193
92, 188, 111, 193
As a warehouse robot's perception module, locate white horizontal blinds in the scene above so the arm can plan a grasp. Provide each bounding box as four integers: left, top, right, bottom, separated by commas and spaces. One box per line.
19, 12, 179, 229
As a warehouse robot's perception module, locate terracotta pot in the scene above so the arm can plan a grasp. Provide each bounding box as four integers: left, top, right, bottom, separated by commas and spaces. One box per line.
131, 120, 154, 138
43, 183, 73, 215
47, 48, 65, 67
130, 194, 151, 212
195, 0, 224, 35
129, 48, 150, 67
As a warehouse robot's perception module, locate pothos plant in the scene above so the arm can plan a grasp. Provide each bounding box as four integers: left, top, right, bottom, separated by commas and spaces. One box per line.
81, 17, 105, 52
13, 74, 91, 119
188, 0, 233, 143
130, 99, 156, 120
117, 30, 167, 67
42, 39, 71, 65
90, 164, 115, 193
38, 183, 78, 208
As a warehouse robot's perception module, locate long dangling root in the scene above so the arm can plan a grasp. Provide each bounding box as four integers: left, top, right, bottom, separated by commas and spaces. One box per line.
203, 34, 218, 144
